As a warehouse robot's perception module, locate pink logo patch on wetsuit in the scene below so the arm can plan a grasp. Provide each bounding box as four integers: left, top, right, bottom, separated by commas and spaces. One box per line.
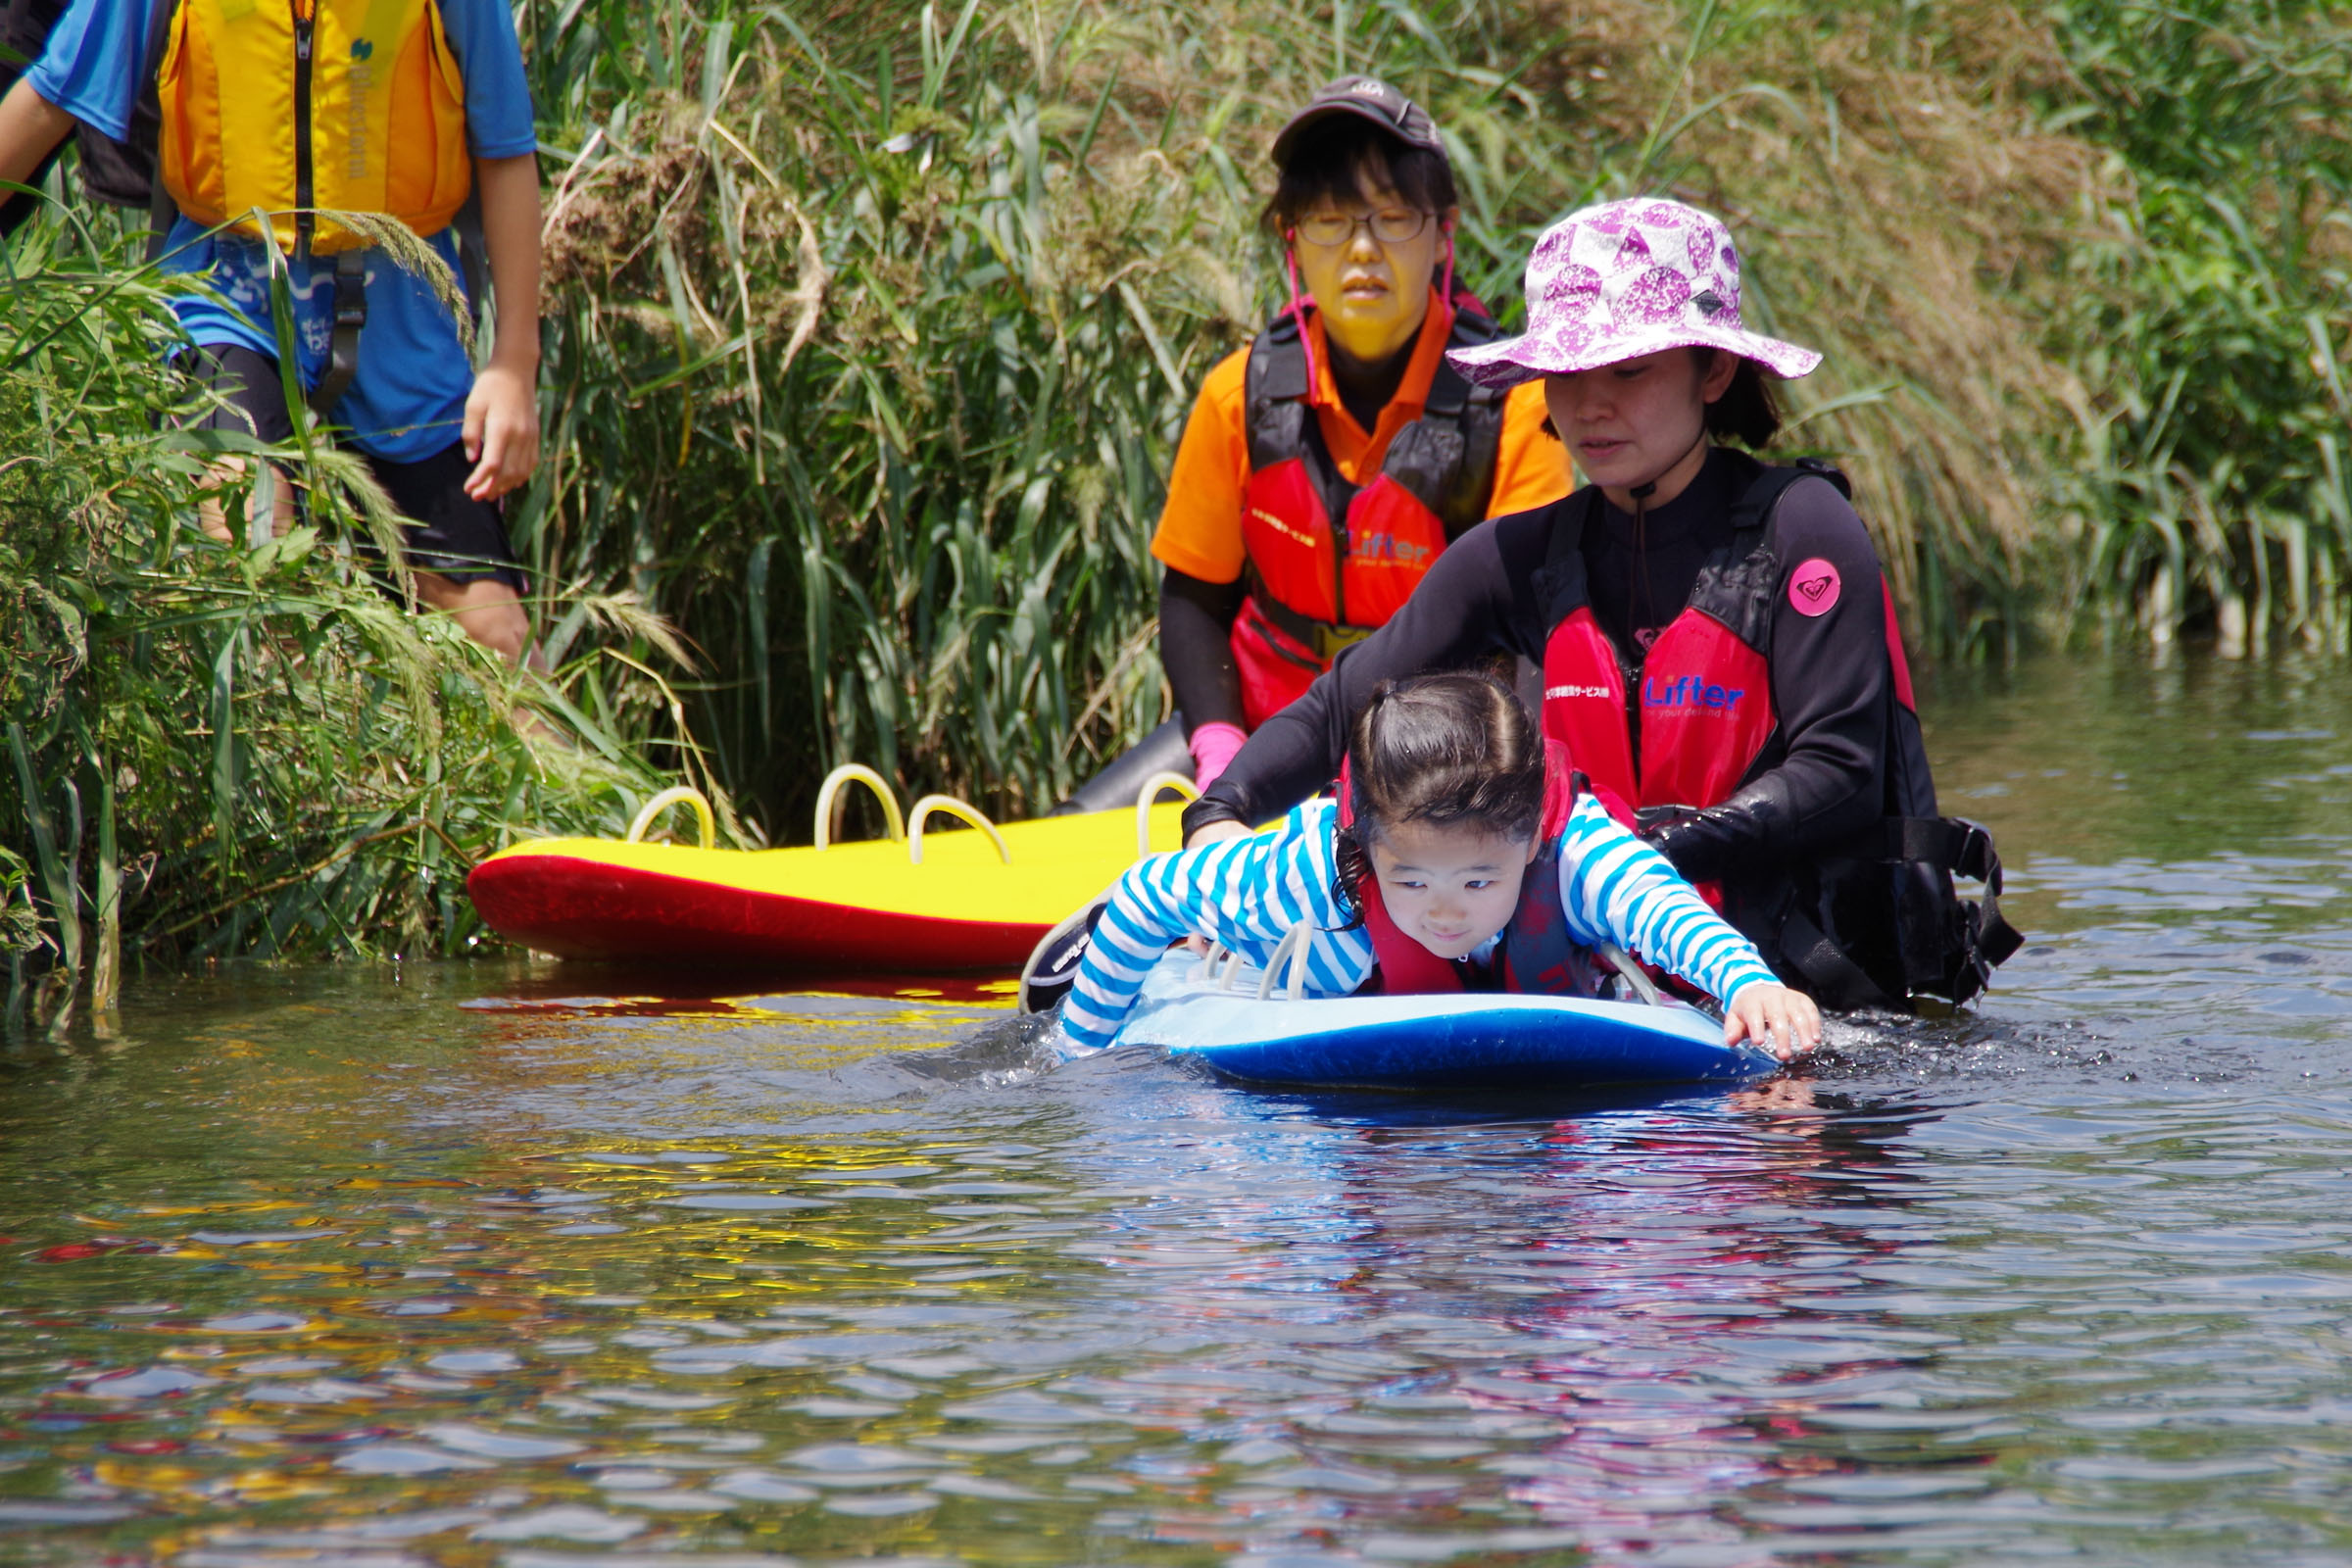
1788, 559, 1841, 616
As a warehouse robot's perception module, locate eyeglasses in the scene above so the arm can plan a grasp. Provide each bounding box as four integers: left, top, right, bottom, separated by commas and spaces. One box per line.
1294, 208, 1434, 247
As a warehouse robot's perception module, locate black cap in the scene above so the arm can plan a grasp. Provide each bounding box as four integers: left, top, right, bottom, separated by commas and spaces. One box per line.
1270, 75, 1444, 168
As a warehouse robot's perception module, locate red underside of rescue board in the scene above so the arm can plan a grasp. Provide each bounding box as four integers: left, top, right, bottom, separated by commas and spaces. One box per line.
466, 856, 1045, 972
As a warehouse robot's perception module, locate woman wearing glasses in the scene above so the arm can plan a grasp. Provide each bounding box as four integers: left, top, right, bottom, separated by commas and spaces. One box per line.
1150, 77, 1571, 791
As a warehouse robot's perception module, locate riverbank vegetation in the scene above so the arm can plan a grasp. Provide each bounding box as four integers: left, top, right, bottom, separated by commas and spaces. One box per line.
0, 220, 700, 1026
511, 0, 2348, 810
2, 0, 2346, 1010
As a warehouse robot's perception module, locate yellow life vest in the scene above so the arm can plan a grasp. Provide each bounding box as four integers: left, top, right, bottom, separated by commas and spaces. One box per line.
155, 0, 472, 256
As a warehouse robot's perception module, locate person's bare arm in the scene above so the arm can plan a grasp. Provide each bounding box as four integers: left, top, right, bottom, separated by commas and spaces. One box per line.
460, 150, 541, 502
0, 77, 74, 212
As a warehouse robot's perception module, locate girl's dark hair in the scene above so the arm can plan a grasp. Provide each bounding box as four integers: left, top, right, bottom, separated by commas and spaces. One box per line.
1261, 116, 1457, 235
1700, 350, 1782, 449
1330, 670, 1544, 927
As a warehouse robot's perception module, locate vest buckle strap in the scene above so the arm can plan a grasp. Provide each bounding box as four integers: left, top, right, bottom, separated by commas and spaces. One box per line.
1314, 622, 1372, 661
306, 250, 368, 421
330, 252, 368, 327
1885, 815, 1992, 877
1246, 589, 1372, 662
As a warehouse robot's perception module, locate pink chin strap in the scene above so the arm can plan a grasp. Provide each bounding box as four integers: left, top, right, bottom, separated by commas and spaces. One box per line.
1283, 236, 1320, 398
1438, 217, 1457, 312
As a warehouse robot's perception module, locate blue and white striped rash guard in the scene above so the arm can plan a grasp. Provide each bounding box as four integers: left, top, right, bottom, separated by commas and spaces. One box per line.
1059, 792, 1781, 1054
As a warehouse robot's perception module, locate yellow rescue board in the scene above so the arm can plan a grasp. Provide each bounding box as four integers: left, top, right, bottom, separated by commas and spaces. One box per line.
466, 771, 1199, 974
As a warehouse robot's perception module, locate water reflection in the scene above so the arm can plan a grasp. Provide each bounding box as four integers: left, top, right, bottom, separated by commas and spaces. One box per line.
2, 652, 2352, 1565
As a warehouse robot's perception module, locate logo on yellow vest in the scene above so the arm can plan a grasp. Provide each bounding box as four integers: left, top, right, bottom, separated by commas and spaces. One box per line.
346, 40, 376, 182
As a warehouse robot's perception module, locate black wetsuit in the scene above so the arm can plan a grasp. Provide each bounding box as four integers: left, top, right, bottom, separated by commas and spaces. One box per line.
1183, 446, 2012, 1003
1158, 568, 1247, 733
1188, 448, 1893, 844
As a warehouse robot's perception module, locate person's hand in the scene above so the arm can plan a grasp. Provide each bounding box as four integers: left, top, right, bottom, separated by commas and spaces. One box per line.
1184, 818, 1251, 852
462, 363, 540, 502
1723, 982, 1820, 1060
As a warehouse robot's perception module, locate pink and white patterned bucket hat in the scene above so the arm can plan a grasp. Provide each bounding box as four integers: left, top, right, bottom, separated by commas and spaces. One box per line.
1446, 197, 1822, 387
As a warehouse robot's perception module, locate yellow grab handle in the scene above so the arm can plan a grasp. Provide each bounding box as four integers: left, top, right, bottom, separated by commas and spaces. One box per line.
906, 795, 1011, 866
1134, 770, 1200, 858
813, 763, 906, 849
625, 786, 716, 849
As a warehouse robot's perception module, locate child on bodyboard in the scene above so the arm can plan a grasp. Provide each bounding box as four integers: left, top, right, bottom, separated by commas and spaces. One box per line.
1035, 669, 1822, 1060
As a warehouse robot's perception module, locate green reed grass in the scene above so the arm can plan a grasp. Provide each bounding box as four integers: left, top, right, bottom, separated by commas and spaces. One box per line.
3, 0, 2345, 991
523, 0, 1223, 830
0, 209, 704, 1034
512, 0, 2226, 833
2039, 0, 2352, 658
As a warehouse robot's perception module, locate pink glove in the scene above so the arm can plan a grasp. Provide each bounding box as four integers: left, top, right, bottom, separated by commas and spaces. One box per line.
1188, 721, 1249, 791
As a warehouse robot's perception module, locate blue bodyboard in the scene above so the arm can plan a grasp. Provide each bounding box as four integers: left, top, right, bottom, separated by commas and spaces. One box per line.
1111, 951, 1777, 1092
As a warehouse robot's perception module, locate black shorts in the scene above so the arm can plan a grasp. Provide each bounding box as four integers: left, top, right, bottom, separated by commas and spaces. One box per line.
183, 343, 528, 594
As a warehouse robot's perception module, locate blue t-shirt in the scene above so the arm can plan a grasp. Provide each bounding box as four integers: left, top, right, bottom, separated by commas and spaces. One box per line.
29, 0, 538, 462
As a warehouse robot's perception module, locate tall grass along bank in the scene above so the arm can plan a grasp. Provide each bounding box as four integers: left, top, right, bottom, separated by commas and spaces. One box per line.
1, 0, 2344, 996
516, 0, 2351, 838
2039, 0, 2352, 659
0, 215, 704, 1033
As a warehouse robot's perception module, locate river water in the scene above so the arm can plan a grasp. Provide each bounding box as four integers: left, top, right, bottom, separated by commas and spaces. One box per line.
3, 653, 2349, 1567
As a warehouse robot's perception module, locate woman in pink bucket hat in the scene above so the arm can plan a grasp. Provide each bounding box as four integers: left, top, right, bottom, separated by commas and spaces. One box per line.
1179, 196, 2020, 1010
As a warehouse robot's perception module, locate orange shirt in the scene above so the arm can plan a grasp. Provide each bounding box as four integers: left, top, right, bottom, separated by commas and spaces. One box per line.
1151, 295, 1572, 585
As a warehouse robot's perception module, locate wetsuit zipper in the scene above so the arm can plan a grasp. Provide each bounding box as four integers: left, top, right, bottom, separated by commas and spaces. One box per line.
1621, 640, 1644, 769
1623, 484, 1656, 778
292, 0, 316, 260
1330, 508, 1349, 628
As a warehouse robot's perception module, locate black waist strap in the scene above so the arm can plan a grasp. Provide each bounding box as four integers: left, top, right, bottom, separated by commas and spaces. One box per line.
1787, 813, 2024, 1008
1884, 814, 2024, 976
1887, 816, 1996, 883
1245, 587, 1374, 663
306, 250, 369, 421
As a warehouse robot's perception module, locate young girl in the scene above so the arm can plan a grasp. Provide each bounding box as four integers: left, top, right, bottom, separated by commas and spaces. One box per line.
1054, 671, 1821, 1059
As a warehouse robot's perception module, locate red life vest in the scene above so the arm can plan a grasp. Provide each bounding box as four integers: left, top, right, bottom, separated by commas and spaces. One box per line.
1536, 461, 1919, 831
1353, 845, 1611, 999
1231, 295, 1507, 727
